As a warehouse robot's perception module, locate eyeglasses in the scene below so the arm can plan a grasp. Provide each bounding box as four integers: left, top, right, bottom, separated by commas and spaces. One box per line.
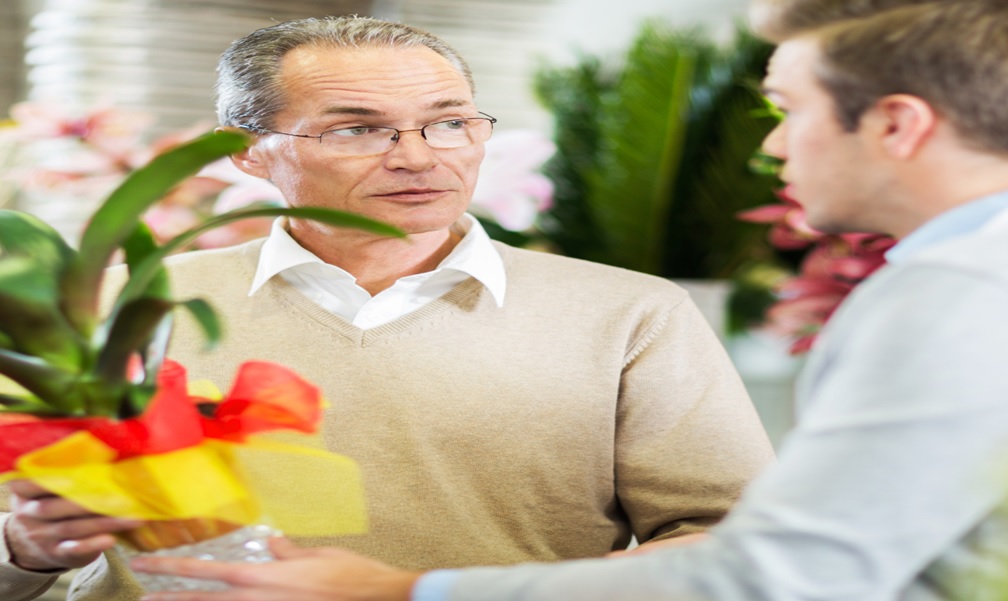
241, 112, 497, 158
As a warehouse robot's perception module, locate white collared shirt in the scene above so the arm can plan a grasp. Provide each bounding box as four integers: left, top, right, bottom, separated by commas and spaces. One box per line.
249, 213, 506, 329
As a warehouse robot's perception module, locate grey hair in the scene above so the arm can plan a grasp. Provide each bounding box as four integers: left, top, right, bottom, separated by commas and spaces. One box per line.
215, 15, 475, 130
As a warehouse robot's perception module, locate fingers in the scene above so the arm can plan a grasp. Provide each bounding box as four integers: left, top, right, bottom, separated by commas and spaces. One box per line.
5, 514, 129, 571
6, 479, 53, 499
131, 556, 244, 584
268, 536, 316, 560
13, 493, 108, 522
5, 486, 143, 571
49, 534, 121, 565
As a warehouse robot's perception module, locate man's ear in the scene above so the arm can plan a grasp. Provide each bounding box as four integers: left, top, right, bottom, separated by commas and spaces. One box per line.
866, 94, 938, 159
216, 125, 270, 178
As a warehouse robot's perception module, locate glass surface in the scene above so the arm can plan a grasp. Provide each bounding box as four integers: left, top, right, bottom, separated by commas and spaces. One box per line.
117, 523, 279, 592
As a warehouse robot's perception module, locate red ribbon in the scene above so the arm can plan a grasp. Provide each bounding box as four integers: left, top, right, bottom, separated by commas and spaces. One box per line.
0, 360, 322, 473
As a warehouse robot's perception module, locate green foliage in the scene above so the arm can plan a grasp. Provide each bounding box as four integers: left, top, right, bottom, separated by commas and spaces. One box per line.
0, 130, 404, 419
534, 22, 779, 279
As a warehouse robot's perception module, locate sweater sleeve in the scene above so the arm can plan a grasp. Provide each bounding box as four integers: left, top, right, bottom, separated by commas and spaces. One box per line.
0, 513, 62, 601
614, 293, 774, 543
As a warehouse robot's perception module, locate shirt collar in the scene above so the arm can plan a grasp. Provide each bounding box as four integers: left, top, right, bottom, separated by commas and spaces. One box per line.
249, 213, 506, 307
885, 190, 1008, 264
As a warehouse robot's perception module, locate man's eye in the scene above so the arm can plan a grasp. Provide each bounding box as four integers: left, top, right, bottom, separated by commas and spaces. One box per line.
332, 127, 383, 138
429, 119, 466, 132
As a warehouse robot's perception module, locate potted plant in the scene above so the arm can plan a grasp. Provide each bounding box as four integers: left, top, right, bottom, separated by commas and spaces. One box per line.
0, 130, 400, 590
532, 21, 781, 335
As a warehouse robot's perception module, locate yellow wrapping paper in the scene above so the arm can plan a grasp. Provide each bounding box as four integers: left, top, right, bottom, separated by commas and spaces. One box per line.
2, 431, 367, 537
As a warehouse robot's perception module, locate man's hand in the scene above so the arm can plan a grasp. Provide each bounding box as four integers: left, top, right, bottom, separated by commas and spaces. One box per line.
132, 537, 421, 601
4, 479, 142, 572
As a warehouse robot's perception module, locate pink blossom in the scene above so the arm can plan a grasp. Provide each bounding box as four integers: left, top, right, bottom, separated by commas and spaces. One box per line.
744, 187, 897, 354
143, 204, 203, 243
470, 130, 555, 231
2, 102, 282, 251
738, 189, 821, 250
8, 102, 151, 162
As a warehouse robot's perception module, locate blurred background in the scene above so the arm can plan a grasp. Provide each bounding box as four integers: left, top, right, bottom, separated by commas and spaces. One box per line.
1, 0, 752, 135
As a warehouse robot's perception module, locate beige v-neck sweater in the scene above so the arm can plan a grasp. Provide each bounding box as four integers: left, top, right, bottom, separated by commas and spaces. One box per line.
1, 240, 773, 601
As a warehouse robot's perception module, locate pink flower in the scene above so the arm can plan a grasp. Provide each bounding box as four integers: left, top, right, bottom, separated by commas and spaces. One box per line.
143, 204, 203, 243
744, 187, 897, 354
470, 130, 555, 231
738, 188, 822, 250
8, 102, 151, 162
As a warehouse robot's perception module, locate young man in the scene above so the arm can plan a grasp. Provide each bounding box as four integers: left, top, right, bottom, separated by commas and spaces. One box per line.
132, 2, 1008, 600
0, 16, 773, 601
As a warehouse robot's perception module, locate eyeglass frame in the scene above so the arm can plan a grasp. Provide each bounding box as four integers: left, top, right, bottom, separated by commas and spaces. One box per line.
237, 111, 498, 157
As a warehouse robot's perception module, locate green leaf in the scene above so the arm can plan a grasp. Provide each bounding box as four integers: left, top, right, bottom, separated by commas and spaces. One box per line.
534, 56, 613, 259
114, 205, 404, 309
87, 222, 174, 375
92, 295, 217, 415
533, 23, 778, 280
0, 257, 86, 369
586, 22, 699, 274
0, 210, 76, 272
178, 298, 221, 349
662, 29, 779, 278
60, 130, 250, 336
0, 348, 79, 412
123, 221, 170, 301
94, 297, 174, 384
0, 393, 65, 416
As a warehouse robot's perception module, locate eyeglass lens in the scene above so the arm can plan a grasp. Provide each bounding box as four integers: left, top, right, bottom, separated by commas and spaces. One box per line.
320, 117, 493, 156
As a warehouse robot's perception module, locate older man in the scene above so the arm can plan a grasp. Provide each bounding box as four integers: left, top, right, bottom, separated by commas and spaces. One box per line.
0, 16, 772, 601
133, 2, 1008, 600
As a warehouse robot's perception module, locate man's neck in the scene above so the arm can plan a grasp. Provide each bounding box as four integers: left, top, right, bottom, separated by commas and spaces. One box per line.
291, 225, 462, 296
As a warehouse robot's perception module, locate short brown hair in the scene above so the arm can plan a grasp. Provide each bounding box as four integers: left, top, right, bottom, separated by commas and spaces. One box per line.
216, 16, 475, 131
811, 1, 1008, 154
749, 0, 941, 43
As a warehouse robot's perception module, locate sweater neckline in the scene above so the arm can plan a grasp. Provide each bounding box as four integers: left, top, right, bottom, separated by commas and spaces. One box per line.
263, 276, 487, 346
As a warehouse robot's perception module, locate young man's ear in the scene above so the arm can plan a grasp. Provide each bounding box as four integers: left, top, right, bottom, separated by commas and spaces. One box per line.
216, 126, 270, 178
866, 94, 938, 159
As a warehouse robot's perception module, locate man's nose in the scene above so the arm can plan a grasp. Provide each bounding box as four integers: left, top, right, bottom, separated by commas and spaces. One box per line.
384, 129, 437, 171
761, 122, 786, 159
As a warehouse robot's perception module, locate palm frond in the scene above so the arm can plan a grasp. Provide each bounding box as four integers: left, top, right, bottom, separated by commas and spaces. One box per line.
586, 22, 700, 274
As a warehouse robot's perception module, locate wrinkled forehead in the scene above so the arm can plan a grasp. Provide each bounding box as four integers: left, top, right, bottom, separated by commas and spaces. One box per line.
285, 41, 474, 93
284, 44, 471, 95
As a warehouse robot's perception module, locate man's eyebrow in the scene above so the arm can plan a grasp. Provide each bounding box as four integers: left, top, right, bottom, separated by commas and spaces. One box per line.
318, 99, 471, 118
426, 99, 471, 111
321, 106, 383, 117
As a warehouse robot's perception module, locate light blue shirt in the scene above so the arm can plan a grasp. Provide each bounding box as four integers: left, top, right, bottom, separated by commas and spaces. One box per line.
885, 190, 1008, 264
413, 191, 1008, 601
